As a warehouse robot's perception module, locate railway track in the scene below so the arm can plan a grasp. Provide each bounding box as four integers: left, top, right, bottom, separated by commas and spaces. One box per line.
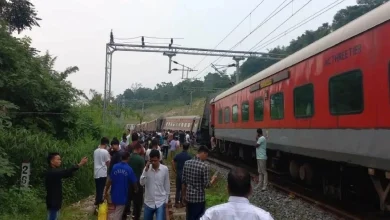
204, 152, 389, 220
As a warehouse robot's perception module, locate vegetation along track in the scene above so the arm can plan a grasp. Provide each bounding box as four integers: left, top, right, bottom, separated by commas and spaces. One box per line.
204, 151, 389, 220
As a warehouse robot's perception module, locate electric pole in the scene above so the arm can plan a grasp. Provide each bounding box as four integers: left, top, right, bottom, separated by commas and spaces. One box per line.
233, 56, 245, 84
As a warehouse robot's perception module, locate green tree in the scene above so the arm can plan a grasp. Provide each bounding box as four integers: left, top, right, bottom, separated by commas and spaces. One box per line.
332, 0, 388, 30
0, 0, 41, 33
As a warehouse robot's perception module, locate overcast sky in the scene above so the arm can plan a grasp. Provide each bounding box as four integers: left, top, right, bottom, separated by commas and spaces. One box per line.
23, 0, 356, 97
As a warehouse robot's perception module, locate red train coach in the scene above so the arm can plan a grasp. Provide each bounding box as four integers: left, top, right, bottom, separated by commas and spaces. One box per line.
211, 2, 390, 210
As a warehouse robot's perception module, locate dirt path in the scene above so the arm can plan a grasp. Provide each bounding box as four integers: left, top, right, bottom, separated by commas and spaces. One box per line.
66, 159, 187, 220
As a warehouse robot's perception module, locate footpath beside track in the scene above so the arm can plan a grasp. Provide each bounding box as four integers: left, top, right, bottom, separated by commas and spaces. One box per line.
106, 159, 186, 220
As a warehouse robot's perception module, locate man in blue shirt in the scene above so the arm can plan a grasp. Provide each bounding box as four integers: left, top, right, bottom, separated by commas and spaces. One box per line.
104, 152, 138, 220
172, 142, 192, 208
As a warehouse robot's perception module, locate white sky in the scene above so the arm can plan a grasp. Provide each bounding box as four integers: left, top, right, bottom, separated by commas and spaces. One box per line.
22, 0, 356, 97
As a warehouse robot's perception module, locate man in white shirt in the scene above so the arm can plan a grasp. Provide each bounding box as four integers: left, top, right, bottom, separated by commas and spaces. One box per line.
185, 132, 190, 143
140, 150, 170, 220
93, 137, 111, 206
126, 129, 131, 146
200, 168, 274, 220
145, 139, 163, 163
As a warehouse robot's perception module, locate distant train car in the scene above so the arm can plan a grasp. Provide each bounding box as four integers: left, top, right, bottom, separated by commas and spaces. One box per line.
210, 2, 390, 211
163, 116, 200, 133
125, 124, 135, 131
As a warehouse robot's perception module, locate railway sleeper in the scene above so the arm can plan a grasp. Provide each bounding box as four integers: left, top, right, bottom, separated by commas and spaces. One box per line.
368, 168, 390, 212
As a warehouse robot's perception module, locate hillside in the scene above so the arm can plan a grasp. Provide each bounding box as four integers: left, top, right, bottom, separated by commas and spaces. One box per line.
125, 98, 206, 123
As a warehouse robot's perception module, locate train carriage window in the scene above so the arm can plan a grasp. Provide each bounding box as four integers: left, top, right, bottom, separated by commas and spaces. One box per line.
224, 107, 230, 123
329, 70, 363, 115
218, 109, 223, 124
232, 105, 238, 122
294, 84, 314, 118
241, 101, 249, 122
254, 98, 264, 121
270, 93, 284, 120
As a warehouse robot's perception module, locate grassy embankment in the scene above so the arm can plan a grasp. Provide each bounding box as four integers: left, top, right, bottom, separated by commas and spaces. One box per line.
187, 148, 229, 208
124, 98, 206, 124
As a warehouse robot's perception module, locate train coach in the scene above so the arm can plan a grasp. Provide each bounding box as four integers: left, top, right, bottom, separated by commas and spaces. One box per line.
209, 2, 390, 211
134, 115, 201, 133
162, 116, 200, 133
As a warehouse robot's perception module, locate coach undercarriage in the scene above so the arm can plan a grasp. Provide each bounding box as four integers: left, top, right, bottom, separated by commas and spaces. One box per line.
214, 139, 389, 212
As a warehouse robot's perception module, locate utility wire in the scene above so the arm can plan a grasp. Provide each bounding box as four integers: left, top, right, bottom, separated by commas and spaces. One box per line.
190, 0, 292, 80
253, 0, 345, 51
224, 0, 293, 53
192, 0, 267, 70
249, 0, 313, 51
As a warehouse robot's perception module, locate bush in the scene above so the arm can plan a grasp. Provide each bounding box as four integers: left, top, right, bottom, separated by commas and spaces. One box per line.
0, 123, 121, 219
0, 187, 44, 216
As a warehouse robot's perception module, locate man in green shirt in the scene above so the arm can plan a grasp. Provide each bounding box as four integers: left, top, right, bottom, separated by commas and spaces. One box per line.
123, 143, 145, 220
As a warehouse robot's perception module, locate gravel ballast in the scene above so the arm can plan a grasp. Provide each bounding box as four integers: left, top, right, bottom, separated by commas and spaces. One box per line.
206, 162, 337, 220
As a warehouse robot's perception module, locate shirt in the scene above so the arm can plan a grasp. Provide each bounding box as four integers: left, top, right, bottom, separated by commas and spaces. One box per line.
129, 153, 145, 180
108, 150, 124, 174
140, 164, 170, 209
256, 136, 267, 160
45, 165, 79, 210
93, 148, 110, 178
126, 134, 131, 145
185, 134, 190, 143
127, 141, 138, 154
145, 148, 162, 162
170, 140, 177, 151
110, 162, 137, 205
182, 157, 211, 203
159, 136, 164, 146
174, 151, 192, 176
179, 132, 185, 143
200, 196, 274, 220
119, 141, 127, 150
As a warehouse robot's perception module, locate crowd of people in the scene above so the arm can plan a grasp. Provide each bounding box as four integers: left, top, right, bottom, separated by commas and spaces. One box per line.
45, 128, 274, 220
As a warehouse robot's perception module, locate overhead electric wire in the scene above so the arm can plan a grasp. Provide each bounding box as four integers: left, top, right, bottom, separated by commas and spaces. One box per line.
253, 0, 345, 51
192, 0, 267, 70
249, 0, 313, 51
223, 0, 293, 53
190, 0, 293, 80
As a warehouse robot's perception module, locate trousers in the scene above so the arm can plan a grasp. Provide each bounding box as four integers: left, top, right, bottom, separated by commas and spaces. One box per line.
123, 183, 144, 220
95, 177, 107, 205
186, 202, 205, 220
175, 174, 182, 204
112, 205, 125, 220
47, 209, 59, 220
143, 203, 166, 220
257, 159, 268, 189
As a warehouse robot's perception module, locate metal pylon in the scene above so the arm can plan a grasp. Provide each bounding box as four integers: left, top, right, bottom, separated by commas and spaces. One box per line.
103, 44, 114, 124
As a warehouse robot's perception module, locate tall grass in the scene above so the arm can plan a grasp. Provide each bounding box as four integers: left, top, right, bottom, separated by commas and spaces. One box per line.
0, 119, 123, 219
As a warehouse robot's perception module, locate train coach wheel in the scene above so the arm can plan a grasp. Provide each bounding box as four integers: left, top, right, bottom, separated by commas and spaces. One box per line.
299, 163, 314, 185
289, 160, 299, 180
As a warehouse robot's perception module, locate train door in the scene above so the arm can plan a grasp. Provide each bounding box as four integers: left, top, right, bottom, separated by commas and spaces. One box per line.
210, 103, 215, 129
